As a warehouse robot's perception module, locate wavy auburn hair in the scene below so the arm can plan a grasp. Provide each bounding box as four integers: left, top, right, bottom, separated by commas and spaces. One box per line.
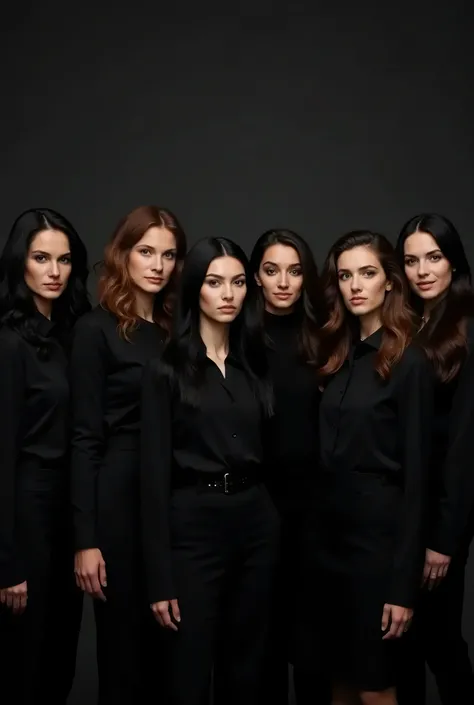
319, 230, 415, 380
98, 205, 187, 339
396, 213, 474, 383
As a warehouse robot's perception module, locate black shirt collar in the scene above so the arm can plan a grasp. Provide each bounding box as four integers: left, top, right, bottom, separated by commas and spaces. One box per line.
33, 311, 57, 337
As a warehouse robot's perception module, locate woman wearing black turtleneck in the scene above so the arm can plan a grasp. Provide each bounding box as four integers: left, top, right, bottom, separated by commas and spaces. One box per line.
0, 208, 90, 705
249, 229, 330, 705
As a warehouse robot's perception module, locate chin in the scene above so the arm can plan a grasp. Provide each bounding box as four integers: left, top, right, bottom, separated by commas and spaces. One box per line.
42, 289, 64, 300
141, 282, 166, 294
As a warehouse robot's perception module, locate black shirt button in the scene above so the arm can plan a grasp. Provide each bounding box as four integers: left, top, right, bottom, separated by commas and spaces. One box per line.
232, 433, 237, 438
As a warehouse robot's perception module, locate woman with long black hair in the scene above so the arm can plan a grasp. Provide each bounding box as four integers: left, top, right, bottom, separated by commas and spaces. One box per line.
395, 213, 474, 705
248, 228, 329, 705
0, 207, 90, 704
303, 231, 432, 705
140, 237, 280, 705
70, 205, 187, 704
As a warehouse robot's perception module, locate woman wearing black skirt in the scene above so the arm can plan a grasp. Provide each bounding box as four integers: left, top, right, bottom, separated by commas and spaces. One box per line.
0, 208, 90, 704
248, 228, 329, 705
395, 213, 474, 705
70, 205, 186, 704
306, 230, 433, 705
140, 237, 280, 705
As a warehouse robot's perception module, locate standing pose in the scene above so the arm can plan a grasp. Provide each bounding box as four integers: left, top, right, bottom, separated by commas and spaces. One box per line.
0, 208, 90, 704
304, 231, 432, 705
140, 237, 280, 705
248, 228, 330, 705
70, 205, 186, 704
395, 213, 474, 705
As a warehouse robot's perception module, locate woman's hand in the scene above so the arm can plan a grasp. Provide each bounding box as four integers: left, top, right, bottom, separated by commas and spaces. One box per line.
381, 604, 413, 639
151, 599, 181, 631
423, 548, 451, 590
74, 548, 107, 601
0, 581, 27, 615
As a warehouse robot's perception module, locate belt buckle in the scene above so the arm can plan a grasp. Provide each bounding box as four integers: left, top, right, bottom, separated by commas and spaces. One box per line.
224, 472, 232, 494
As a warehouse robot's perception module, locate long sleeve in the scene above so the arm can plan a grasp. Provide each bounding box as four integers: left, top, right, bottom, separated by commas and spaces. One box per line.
430, 333, 474, 556
0, 334, 26, 588
70, 316, 108, 550
140, 360, 175, 604
386, 351, 434, 607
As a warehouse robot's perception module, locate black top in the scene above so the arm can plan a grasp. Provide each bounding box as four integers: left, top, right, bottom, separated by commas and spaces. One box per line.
140, 347, 264, 603
70, 305, 165, 550
319, 328, 433, 606
263, 311, 320, 494
0, 315, 69, 588
428, 318, 474, 556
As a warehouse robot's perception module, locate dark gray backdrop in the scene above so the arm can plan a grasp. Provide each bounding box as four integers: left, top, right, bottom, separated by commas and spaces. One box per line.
2, 2, 473, 703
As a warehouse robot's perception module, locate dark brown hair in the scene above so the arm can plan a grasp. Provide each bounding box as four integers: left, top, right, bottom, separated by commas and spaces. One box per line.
98, 205, 187, 339
396, 213, 474, 383
319, 230, 415, 380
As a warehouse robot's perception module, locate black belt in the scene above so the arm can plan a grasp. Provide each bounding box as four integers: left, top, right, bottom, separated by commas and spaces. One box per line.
196, 470, 258, 495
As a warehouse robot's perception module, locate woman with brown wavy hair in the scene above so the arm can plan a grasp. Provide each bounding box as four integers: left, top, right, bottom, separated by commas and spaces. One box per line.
70, 205, 187, 705
302, 231, 433, 705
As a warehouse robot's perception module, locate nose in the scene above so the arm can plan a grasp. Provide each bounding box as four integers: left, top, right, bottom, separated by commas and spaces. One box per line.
350, 275, 362, 292
151, 255, 164, 273
222, 283, 234, 301
49, 261, 60, 278
277, 272, 289, 289
417, 260, 429, 277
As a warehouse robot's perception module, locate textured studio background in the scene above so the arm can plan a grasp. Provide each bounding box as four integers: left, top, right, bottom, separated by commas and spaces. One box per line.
2, 2, 473, 703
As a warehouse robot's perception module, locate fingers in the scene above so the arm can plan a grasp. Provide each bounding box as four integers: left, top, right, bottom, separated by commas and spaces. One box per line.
151, 601, 179, 631
381, 604, 391, 632
171, 599, 181, 625
99, 561, 107, 589
0, 585, 28, 615
382, 607, 411, 640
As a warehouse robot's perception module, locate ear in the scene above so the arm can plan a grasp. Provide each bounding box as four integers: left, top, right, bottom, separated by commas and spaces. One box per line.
385, 281, 392, 292
254, 272, 262, 287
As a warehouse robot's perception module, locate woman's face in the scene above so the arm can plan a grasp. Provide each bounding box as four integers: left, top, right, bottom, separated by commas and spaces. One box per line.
128, 227, 177, 294
403, 230, 452, 302
200, 256, 247, 323
25, 229, 72, 304
255, 243, 303, 314
337, 245, 391, 318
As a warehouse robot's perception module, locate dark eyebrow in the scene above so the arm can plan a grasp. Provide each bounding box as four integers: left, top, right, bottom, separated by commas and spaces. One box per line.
262, 260, 301, 267
206, 272, 245, 280
31, 249, 71, 257
337, 265, 378, 273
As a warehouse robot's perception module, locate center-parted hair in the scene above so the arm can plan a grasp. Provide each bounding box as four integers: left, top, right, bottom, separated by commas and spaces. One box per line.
161, 237, 273, 415
249, 228, 326, 364
395, 213, 474, 383
98, 205, 187, 339
319, 230, 415, 380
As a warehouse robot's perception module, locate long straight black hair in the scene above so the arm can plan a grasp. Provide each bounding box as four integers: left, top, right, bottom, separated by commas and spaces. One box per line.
161, 236, 273, 414
0, 208, 91, 356
249, 228, 325, 364
396, 213, 474, 382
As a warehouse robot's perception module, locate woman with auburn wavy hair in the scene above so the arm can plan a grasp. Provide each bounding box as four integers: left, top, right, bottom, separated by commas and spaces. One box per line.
302, 231, 433, 705
70, 205, 186, 705
395, 214, 474, 705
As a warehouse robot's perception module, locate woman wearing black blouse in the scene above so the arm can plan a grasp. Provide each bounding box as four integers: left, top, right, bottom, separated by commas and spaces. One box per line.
70, 205, 187, 704
140, 237, 280, 705
395, 213, 474, 705
248, 229, 329, 705
305, 231, 433, 705
0, 208, 90, 704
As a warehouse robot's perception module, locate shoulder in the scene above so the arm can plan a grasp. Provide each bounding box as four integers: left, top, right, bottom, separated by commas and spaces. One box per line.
394, 342, 433, 383
72, 305, 117, 337
0, 325, 23, 355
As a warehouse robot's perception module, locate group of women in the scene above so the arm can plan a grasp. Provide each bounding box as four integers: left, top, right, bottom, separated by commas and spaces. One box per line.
0, 205, 473, 705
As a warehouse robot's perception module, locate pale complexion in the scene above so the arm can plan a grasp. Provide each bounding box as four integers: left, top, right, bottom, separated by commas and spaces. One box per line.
404, 230, 453, 588
151, 255, 247, 632
335, 245, 407, 705
74, 227, 178, 602
255, 243, 303, 315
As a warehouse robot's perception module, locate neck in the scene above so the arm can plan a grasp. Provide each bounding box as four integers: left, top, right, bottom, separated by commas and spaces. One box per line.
359, 310, 382, 340
265, 302, 294, 317
200, 315, 230, 359
135, 289, 155, 322
34, 296, 52, 320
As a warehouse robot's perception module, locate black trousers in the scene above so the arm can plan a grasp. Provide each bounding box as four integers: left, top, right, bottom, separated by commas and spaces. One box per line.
95, 441, 160, 705
397, 546, 474, 705
260, 487, 331, 705
165, 482, 280, 705
0, 472, 82, 705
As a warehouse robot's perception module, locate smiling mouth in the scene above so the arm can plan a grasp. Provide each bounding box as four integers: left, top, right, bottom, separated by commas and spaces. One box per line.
417, 281, 435, 287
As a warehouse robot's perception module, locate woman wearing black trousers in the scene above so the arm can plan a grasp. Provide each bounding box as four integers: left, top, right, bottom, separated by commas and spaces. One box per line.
0, 208, 90, 704
303, 231, 433, 705
395, 213, 474, 705
70, 205, 187, 704
248, 228, 330, 705
140, 237, 280, 705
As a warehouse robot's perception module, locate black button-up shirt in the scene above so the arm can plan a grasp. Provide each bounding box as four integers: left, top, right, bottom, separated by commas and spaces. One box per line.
69, 306, 165, 550
0, 315, 69, 588
319, 328, 433, 606
140, 347, 265, 603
